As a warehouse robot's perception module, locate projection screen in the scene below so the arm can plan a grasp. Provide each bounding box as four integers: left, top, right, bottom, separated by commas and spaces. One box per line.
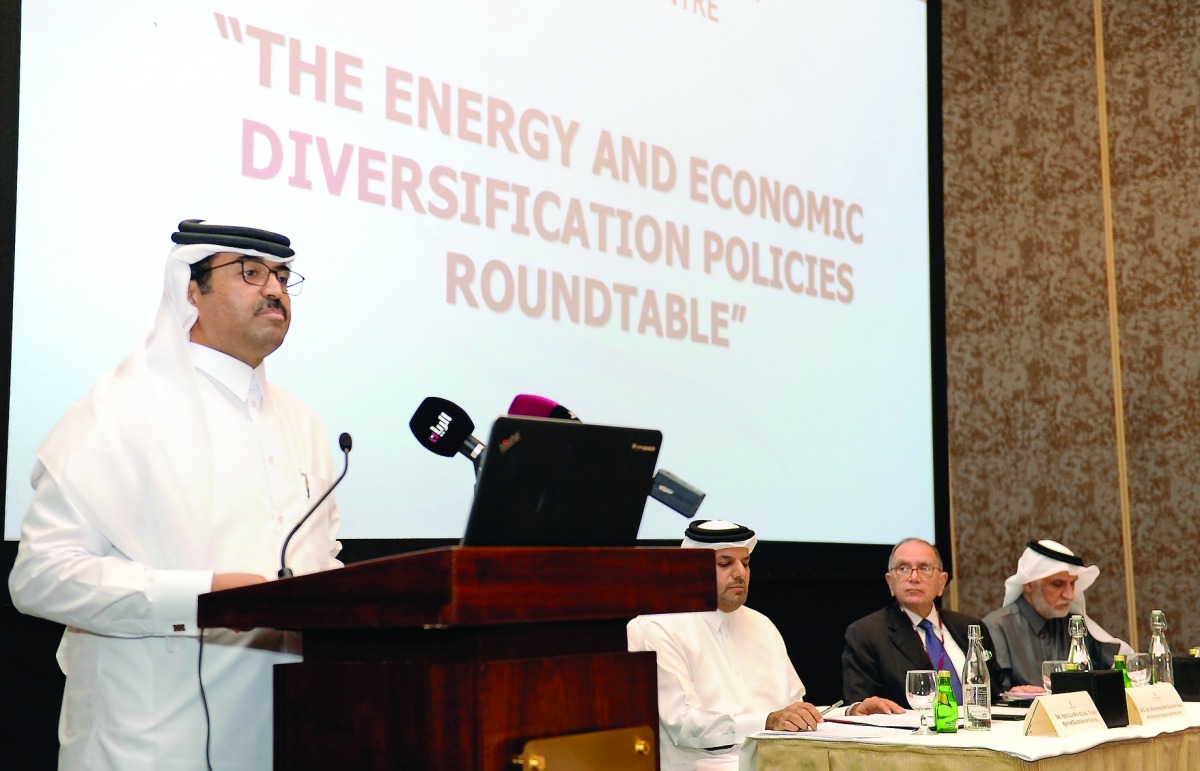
7, 0, 936, 544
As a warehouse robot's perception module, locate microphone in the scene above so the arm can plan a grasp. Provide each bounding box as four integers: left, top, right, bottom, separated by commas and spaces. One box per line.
278, 432, 352, 579
508, 394, 580, 421
649, 469, 706, 519
409, 396, 485, 468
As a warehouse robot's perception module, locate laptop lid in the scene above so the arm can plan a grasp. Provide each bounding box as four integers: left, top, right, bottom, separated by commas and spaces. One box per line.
461, 416, 663, 547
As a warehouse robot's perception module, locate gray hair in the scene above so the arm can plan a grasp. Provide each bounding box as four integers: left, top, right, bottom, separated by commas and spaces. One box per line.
888, 537, 944, 570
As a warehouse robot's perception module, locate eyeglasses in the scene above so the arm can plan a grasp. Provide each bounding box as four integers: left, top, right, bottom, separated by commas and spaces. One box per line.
195, 259, 305, 295
890, 564, 939, 578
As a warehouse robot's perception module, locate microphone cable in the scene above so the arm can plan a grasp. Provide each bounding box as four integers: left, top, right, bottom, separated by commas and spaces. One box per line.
198, 631, 214, 771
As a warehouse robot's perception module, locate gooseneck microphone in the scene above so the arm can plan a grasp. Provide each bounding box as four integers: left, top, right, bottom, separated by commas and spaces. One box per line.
278, 432, 352, 579
409, 396, 485, 469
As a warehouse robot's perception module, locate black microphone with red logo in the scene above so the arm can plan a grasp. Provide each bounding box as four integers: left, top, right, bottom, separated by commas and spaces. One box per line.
409, 396, 486, 471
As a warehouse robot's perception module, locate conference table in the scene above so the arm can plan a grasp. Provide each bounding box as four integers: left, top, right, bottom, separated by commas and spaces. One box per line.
738, 703, 1200, 770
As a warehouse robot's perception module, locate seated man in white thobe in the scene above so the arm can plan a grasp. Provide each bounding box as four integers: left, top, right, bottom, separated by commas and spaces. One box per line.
628, 520, 902, 771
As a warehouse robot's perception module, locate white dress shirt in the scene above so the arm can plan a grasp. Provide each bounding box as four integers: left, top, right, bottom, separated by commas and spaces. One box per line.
899, 605, 967, 677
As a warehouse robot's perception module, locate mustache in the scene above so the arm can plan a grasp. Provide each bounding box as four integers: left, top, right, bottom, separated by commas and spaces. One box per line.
256, 297, 288, 320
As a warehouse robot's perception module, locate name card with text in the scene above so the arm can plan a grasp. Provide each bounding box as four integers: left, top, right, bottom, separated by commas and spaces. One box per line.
1023, 691, 1107, 737
1126, 683, 1186, 725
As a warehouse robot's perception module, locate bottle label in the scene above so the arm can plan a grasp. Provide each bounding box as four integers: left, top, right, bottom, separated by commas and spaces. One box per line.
965, 684, 990, 705
964, 684, 991, 730
966, 704, 991, 727
934, 694, 958, 733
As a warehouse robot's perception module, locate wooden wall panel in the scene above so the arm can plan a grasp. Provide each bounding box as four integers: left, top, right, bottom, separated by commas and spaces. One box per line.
945, 0, 1200, 652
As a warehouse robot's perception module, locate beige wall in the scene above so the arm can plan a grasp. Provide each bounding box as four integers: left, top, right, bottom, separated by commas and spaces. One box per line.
943, 0, 1200, 652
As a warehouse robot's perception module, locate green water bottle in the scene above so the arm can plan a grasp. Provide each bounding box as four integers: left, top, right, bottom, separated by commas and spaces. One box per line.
1113, 654, 1132, 688
934, 669, 958, 733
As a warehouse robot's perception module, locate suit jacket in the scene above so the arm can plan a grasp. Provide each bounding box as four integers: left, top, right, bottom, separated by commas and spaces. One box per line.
842, 603, 1003, 705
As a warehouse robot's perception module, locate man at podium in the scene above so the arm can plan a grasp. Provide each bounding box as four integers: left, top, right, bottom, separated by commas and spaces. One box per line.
8, 220, 344, 770
628, 520, 901, 770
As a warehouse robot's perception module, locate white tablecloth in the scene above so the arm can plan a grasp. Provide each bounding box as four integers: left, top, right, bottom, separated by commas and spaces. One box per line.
739, 703, 1200, 768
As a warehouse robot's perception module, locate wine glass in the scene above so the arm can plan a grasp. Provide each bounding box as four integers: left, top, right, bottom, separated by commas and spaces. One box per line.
906, 669, 937, 734
1041, 660, 1069, 693
1126, 653, 1151, 687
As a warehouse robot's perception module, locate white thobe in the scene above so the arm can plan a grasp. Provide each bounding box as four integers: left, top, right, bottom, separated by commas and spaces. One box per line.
9, 344, 342, 770
628, 607, 805, 771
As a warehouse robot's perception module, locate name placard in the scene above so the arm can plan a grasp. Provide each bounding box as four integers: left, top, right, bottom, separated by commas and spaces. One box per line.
1022, 691, 1107, 737
1126, 683, 1186, 725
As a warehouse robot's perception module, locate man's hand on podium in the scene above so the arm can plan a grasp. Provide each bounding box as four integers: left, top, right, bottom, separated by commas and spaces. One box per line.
211, 573, 268, 592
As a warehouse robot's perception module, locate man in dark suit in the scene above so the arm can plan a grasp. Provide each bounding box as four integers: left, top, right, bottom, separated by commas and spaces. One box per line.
842, 538, 1001, 708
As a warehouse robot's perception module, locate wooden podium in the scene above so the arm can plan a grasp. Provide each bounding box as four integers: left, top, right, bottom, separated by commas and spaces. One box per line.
198, 546, 714, 770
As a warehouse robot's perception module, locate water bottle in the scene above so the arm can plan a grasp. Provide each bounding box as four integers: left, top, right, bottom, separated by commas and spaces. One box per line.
1066, 614, 1092, 672
1112, 654, 1131, 688
934, 669, 958, 733
1150, 609, 1173, 685
962, 624, 991, 730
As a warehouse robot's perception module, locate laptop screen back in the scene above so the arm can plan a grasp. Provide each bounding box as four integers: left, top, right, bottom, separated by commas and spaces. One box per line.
461, 416, 663, 547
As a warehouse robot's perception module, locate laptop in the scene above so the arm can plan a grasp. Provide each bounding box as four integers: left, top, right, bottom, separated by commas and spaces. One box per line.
461, 416, 663, 547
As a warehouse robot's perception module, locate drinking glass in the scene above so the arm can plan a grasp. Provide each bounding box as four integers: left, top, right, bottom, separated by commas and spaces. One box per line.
1041, 660, 1069, 693
905, 669, 937, 734
1126, 652, 1152, 687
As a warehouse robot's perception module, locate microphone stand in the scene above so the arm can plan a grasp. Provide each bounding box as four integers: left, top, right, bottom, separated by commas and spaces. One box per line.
279, 434, 351, 578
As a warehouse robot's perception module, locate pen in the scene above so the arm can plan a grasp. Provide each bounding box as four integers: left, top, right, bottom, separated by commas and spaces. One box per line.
820, 700, 844, 716
823, 718, 914, 731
